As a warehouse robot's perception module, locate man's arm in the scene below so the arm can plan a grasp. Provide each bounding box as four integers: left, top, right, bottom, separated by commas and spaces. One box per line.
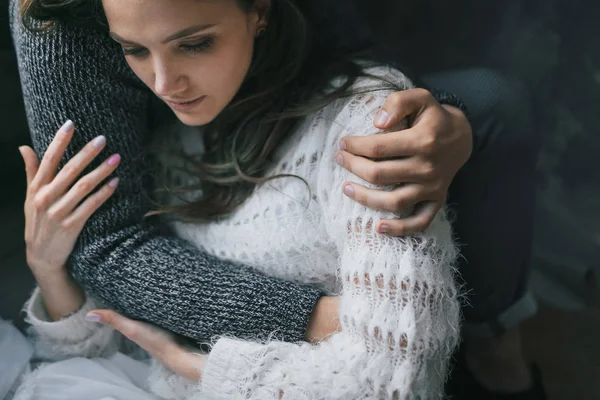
10, 0, 322, 343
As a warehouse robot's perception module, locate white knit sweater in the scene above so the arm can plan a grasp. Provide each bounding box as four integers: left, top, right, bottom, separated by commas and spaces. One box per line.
24, 66, 461, 400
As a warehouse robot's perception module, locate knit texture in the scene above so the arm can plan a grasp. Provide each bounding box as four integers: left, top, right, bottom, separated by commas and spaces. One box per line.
9, 0, 323, 344
166, 66, 462, 399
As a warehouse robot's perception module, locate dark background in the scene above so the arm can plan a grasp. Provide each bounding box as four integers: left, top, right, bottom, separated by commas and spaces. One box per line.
1, 1, 599, 397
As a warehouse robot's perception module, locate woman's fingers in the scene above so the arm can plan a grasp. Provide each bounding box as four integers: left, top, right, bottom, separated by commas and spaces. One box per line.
31, 120, 75, 188
87, 309, 204, 381
50, 154, 121, 218
19, 146, 40, 187
46, 135, 108, 203
64, 177, 119, 228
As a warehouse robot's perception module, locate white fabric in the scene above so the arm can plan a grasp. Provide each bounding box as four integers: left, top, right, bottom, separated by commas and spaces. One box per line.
172, 66, 462, 399
0, 319, 34, 399
18, 66, 461, 400
13, 353, 157, 400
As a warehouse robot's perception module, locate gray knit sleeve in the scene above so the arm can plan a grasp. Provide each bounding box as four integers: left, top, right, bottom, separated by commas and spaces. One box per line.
9, 0, 322, 343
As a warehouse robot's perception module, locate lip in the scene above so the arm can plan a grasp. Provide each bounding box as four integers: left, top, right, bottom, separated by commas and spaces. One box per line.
165, 96, 206, 112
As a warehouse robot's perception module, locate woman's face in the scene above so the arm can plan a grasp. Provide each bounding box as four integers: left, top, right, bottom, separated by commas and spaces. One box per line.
102, 0, 262, 126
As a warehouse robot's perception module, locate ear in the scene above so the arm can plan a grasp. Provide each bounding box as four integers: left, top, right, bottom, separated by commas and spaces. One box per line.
253, 0, 271, 26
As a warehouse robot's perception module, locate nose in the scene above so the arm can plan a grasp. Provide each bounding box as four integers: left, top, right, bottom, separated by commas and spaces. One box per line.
153, 57, 187, 98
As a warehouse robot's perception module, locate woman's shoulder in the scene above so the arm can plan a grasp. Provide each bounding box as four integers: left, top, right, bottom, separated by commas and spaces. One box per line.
353, 63, 414, 92
307, 64, 414, 130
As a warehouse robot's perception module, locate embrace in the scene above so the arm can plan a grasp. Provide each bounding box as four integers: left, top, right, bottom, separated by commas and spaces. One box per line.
8, 0, 544, 399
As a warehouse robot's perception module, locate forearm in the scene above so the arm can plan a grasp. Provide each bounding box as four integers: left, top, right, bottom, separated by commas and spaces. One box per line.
12, 1, 323, 344
34, 269, 85, 321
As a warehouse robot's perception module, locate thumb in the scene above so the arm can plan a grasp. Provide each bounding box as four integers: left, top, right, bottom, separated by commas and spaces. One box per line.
375, 88, 433, 130
87, 310, 171, 357
86, 310, 137, 339
19, 146, 40, 187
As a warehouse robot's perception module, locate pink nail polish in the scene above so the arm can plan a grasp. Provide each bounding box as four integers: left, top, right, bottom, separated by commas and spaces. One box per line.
107, 154, 121, 166
379, 224, 389, 233
343, 184, 354, 198
93, 135, 106, 148
376, 110, 389, 127
339, 140, 347, 151
85, 313, 101, 322
336, 154, 344, 166
58, 120, 74, 136
108, 178, 119, 188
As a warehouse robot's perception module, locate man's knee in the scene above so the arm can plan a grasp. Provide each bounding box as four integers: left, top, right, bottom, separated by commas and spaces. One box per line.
467, 68, 539, 156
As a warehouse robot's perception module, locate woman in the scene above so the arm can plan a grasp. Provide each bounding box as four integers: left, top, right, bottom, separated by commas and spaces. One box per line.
14, 0, 461, 399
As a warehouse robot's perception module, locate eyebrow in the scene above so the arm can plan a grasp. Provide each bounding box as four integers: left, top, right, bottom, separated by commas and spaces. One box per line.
110, 23, 216, 45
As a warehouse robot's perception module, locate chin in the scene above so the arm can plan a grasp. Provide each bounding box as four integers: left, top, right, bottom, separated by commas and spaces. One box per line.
173, 110, 218, 127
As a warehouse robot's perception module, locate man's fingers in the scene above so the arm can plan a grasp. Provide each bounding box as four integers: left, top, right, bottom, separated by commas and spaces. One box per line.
343, 182, 425, 214
19, 146, 40, 186
31, 120, 75, 188
336, 151, 436, 185
374, 88, 434, 130
343, 182, 430, 213
339, 128, 424, 159
377, 202, 441, 236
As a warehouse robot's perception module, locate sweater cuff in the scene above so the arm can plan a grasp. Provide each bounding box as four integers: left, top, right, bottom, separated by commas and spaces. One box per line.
201, 337, 265, 399
24, 287, 100, 343
428, 88, 468, 116
266, 283, 324, 343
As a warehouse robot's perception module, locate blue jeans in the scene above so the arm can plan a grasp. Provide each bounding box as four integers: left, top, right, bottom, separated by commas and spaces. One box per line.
422, 69, 540, 338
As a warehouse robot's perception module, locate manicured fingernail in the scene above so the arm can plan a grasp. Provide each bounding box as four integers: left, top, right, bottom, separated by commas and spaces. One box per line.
376, 110, 389, 126
336, 154, 344, 166
93, 135, 106, 148
339, 140, 347, 151
379, 224, 389, 233
85, 313, 101, 322
58, 120, 74, 136
108, 178, 119, 188
107, 154, 121, 166
343, 184, 354, 198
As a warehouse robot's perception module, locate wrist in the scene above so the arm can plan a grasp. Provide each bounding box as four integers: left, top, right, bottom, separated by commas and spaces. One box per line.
443, 104, 474, 154
305, 296, 340, 343
36, 270, 85, 321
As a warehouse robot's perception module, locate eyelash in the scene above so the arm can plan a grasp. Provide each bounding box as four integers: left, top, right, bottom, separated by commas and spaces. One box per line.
121, 36, 216, 57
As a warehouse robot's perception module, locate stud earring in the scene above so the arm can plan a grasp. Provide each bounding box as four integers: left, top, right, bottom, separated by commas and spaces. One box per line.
256, 26, 266, 37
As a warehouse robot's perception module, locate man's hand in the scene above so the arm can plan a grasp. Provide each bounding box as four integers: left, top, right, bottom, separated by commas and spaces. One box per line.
336, 88, 473, 236
87, 310, 206, 381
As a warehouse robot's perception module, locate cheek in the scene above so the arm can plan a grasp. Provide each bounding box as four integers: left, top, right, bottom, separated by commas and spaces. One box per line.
203, 35, 255, 103
126, 60, 154, 90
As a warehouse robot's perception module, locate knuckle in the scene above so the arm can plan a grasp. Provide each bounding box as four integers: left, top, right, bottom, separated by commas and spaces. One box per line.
420, 135, 438, 154
393, 196, 405, 212
75, 179, 93, 194
366, 167, 382, 184
33, 193, 50, 210
421, 162, 437, 180
61, 164, 78, 179
46, 207, 61, 221
366, 141, 385, 158
415, 88, 433, 101
59, 218, 76, 231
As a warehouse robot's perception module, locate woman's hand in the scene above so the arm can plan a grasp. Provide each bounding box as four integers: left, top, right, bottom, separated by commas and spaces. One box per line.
86, 310, 206, 381
336, 89, 473, 236
21, 120, 121, 319
22, 120, 121, 280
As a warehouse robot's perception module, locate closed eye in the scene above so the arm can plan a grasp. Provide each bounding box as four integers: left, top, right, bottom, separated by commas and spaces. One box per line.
179, 36, 215, 53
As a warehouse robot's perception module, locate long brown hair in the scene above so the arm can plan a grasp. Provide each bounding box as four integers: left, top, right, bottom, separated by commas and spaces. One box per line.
21, 0, 399, 221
